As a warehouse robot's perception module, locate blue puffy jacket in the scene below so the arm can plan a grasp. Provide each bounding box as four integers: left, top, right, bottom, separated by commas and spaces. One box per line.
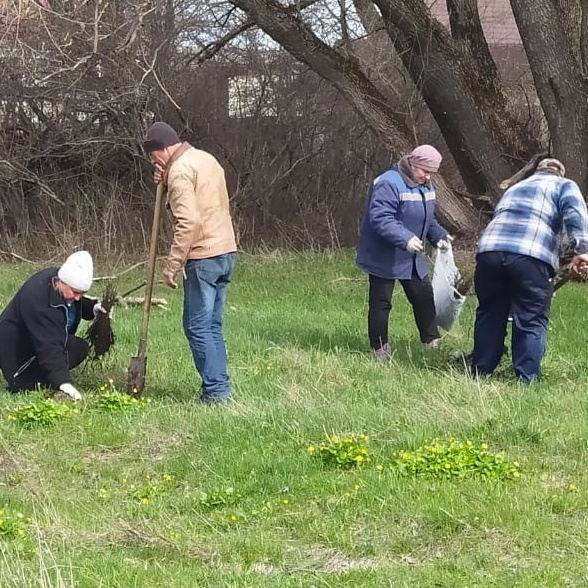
356, 165, 447, 280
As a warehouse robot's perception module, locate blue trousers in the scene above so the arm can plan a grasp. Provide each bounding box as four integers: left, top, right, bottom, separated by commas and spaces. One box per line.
183, 253, 236, 402
471, 252, 554, 383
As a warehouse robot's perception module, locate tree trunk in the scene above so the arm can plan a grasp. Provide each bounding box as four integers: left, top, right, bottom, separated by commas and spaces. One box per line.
509, 0, 588, 192
373, 0, 540, 201
229, 0, 483, 236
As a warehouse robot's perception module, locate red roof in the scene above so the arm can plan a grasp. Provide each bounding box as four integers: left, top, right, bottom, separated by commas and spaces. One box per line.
428, 0, 521, 46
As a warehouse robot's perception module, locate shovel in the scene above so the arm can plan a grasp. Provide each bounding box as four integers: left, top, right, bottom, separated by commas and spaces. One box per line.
127, 182, 164, 395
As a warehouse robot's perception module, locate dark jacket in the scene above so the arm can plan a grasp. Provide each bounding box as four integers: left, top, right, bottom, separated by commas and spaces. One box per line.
0, 267, 95, 389
356, 163, 447, 280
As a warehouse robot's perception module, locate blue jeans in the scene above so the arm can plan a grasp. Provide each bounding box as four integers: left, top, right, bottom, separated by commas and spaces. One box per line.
471, 252, 554, 383
183, 253, 236, 402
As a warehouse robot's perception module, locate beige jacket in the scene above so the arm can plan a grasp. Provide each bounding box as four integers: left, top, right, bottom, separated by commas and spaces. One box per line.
164, 143, 237, 273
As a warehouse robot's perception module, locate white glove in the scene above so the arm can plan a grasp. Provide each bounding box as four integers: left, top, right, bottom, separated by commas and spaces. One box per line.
406, 236, 424, 253
93, 302, 113, 319
59, 383, 82, 401
437, 235, 454, 252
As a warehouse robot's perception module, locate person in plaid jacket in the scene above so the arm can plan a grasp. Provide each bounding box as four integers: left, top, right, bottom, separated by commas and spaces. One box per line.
471, 158, 588, 382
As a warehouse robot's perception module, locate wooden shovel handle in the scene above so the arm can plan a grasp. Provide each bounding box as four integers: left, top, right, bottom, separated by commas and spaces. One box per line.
137, 183, 164, 357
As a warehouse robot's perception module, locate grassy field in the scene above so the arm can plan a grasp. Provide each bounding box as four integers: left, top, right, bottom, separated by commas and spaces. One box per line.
2, 250, 588, 587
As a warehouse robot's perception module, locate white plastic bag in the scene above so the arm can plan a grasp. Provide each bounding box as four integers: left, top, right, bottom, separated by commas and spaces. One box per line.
432, 248, 466, 331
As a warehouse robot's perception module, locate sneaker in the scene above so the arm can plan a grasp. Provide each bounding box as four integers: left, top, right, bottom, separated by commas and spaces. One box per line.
451, 349, 472, 362
372, 343, 392, 361
423, 338, 442, 349
200, 395, 231, 405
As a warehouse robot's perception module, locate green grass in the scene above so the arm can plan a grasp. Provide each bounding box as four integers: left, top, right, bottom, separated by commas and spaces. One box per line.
2, 250, 588, 587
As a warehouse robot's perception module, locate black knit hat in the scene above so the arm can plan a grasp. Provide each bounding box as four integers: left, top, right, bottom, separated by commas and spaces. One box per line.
143, 122, 180, 153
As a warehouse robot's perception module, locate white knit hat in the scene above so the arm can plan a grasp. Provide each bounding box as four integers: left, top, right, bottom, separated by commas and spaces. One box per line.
58, 251, 93, 292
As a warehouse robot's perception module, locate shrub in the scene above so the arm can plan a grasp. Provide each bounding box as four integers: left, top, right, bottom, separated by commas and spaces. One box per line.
308, 433, 372, 469
6, 398, 76, 428
390, 438, 521, 480
0, 507, 31, 539
96, 379, 151, 411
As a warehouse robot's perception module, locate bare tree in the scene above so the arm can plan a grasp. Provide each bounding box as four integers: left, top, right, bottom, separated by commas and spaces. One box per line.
509, 0, 588, 189
4, 0, 585, 254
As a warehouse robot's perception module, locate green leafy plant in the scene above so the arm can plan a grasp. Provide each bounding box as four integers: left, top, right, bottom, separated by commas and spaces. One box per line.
6, 398, 76, 428
390, 438, 521, 480
199, 487, 241, 509
129, 473, 174, 505
307, 433, 372, 469
99, 473, 175, 506
96, 379, 151, 411
0, 507, 32, 539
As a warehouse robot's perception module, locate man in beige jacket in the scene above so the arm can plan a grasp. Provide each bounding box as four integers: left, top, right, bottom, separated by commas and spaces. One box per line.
144, 122, 237, 403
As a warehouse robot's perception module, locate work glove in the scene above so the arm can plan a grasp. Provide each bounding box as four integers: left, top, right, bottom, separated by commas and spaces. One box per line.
437, 235, 454, 252
59, 383, 82, 401
93, 301, 113, 319
406, 236, 424, 253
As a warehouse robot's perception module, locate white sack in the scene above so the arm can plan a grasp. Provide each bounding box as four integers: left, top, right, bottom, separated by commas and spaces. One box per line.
432, 248, 466, 331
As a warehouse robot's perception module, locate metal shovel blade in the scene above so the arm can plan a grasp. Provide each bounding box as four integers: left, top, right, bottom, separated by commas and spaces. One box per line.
127, 355, 147, 396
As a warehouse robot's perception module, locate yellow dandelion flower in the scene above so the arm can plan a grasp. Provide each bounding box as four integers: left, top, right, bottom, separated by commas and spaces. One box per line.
481, 443, 488, 450
230, 514, 238, 521
282, 499, 289, 505
163, 474, 172, 482
355, 455, 363, 462
353, 484, 360, 491
307, 445, 315, 453
141, 497, 149, 505
466, 440, 473, 447
512, 471, 521, 478
376, 464, 384, 471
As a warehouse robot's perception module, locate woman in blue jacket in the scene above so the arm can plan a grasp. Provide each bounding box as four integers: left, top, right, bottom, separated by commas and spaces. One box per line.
356, 145, 452, 359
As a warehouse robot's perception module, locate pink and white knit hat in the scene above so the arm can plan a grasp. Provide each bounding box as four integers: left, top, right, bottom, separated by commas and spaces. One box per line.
408, 145, 443, 173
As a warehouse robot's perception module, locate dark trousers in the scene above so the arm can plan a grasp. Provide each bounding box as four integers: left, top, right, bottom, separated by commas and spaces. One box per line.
368, 273, 440, 349
10, 335, 89, 392
471, 252, 554, 383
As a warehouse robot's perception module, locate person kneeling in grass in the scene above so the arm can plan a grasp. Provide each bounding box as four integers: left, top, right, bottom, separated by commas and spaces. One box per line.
0, 251, 106, 400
